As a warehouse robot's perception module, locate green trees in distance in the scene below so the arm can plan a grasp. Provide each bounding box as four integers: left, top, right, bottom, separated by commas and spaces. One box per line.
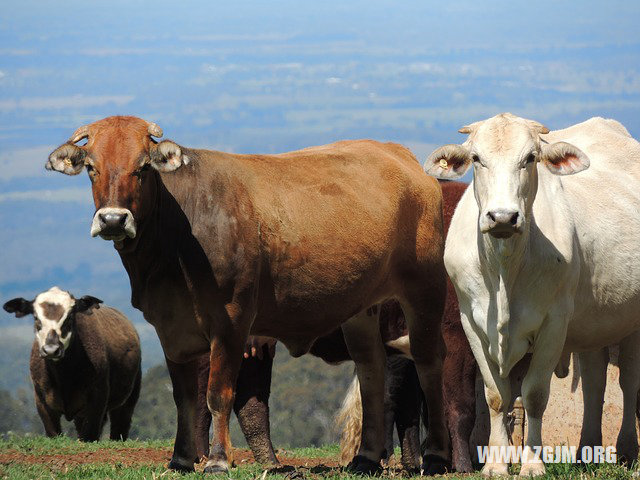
1, 345, 355, 448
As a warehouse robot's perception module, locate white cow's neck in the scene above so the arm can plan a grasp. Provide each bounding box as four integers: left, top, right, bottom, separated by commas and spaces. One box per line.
480, 218, 533, 377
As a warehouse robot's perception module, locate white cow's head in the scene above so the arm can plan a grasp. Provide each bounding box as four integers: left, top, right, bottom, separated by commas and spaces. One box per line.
3, 287, 102, 360
424, 113, 590, 239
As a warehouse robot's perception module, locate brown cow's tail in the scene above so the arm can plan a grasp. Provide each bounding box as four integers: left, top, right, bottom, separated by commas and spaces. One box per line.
335, 375, 362, 465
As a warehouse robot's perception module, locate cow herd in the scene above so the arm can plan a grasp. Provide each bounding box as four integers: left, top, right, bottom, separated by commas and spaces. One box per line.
2, 112, 640, 477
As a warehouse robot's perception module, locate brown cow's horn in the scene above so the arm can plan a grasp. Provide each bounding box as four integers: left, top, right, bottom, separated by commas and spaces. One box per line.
147, 122, 163, 138
70, 125, 90, 144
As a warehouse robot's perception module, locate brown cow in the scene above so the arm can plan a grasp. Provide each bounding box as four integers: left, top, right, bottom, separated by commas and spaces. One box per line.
195, 181, 477, 472
46, 116, 449, 474
3, 287, 141, 441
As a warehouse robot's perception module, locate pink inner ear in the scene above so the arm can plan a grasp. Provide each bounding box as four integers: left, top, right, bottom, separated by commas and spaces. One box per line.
562, 154, 578, 165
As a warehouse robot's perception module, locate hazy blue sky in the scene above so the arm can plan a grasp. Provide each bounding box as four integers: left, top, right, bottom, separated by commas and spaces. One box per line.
1, 0, 639, 384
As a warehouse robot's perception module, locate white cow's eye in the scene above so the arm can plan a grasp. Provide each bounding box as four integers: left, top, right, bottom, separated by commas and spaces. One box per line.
525, 153, 536, 164
472, 154, 480, 163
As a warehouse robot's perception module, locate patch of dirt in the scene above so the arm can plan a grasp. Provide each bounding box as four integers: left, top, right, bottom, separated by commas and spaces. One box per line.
0, 447, 346, 473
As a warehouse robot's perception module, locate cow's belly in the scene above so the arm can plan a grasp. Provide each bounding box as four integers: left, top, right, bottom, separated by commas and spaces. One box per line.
566, 303, 640, 351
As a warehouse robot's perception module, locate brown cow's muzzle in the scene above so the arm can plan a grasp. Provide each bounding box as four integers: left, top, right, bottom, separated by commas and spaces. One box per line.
91, 207, 137, 241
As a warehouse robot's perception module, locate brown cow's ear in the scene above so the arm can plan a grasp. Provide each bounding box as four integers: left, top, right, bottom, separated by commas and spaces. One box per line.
75, 295, 103, 313
3, 297, 34, 318
46, 144, 87, 175
149, 140, 190, 173
424, 144, 473, 180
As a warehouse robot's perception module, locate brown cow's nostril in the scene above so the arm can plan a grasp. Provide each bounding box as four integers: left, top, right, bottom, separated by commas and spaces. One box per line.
100, 212, 127, 229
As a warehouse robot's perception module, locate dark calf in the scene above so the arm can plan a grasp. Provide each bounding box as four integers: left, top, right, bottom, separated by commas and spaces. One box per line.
3, 287, 141, 441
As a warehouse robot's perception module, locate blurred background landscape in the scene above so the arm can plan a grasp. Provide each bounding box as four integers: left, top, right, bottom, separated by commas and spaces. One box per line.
1, 0, 639, 445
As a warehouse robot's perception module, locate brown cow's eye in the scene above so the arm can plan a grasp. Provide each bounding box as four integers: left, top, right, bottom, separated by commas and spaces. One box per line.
86, 164, 98, 181
132, 163, 150, 179
34, 319, 42, 330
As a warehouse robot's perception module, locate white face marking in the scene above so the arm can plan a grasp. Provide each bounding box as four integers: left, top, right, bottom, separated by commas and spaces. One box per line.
33, 286, 75, 353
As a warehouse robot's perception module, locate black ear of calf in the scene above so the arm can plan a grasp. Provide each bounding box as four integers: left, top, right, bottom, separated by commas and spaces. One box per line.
3, 298, 34, 318
75, 295, 103, 313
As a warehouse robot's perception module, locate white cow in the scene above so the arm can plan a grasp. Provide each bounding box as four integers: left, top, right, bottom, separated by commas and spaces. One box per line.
424, 113, 640, 476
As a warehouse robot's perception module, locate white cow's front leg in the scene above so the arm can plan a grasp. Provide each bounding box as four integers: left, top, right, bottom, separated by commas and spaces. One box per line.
519, 318, 568, 477
483, 379, 512, 477
462, 315, 511, 476
616, 331, 640, 464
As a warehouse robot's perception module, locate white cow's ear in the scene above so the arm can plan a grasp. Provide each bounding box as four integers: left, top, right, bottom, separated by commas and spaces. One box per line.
540, 142, 590, 176
150, 140, 190, 173
424, 145, 473, 180
46, 144, 87, 175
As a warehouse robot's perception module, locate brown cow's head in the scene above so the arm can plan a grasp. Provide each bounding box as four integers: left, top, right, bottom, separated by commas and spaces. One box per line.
3, 287, 102, 360
46, 116, 189, 242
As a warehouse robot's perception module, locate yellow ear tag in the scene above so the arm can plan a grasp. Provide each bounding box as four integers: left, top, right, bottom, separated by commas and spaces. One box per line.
439, 158, 448, 169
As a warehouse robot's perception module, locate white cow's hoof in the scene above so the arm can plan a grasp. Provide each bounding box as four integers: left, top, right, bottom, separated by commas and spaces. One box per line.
481, 462, 509, 476
519, 462, 545, 477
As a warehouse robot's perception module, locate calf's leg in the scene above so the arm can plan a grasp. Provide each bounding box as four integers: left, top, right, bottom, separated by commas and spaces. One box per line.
166, 356, 200, 472
35, 394, 61, 437
109, 367, 142, 441
388, 356, 422, 471
342, 308, 387, 474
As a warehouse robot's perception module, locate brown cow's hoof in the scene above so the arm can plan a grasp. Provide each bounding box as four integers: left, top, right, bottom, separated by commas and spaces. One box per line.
345, 455, 382, 475
168, 458, 195, 472
203, 459, 229, 475
421, 454, 451, 475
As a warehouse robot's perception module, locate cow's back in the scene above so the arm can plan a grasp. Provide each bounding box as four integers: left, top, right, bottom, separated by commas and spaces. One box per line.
223, 140, 444, 340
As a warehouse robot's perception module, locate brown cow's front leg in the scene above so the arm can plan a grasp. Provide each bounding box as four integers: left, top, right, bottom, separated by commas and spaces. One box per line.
166, 356, 199, 472
195, 345, 279, 466
342, 308, 387, 475
195, 354, 212, 459
234, 343, 279, 466
401, 285, 451, 475
204, 336, 244, 474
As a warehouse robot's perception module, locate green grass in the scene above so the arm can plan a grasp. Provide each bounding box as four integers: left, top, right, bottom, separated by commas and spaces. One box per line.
0, 435, 637, 479
278, 444, 341, 459
0, 433, 173, 455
